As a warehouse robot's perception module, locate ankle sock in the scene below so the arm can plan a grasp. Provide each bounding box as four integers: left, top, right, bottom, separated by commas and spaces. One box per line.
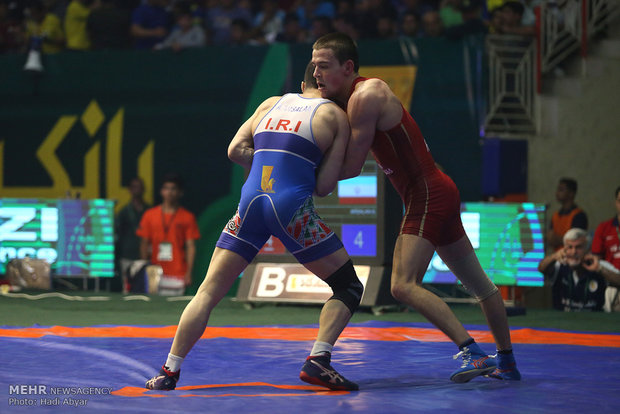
164, 353, 184, 373
310, 341, 333, 357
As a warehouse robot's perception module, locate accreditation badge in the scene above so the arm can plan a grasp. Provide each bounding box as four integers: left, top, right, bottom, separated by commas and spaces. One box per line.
157, 242, 173, 262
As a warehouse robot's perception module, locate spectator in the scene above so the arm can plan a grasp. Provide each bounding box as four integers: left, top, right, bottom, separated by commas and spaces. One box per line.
439, 0, 463, 29
64, 0, 94, 51
376, 12, 398, 39
538, 228, 606, 312
591, 186, 620, 311
421, 9, 443, 37
333, 12, 359, 41
24, 0, 65, 54
206, 0, 253, 45
229, 16, 252, 45
137, 173, 200, 294
130, 0, 170, 50
155, 2, 206, 51
498, 0, 535, 36
295, 0, 335, 30
546, 177, 588, 252
251, 0, 285, 44
444, 0, 488, 39
399, 9, 420, 38
487, 4, 503, 33
592, 186, 620, 271
308, 14, 333, 42
357, 0, 398, 39
87, 0, 131, 50
275, 11, 307, 43
116, 177, 150, 293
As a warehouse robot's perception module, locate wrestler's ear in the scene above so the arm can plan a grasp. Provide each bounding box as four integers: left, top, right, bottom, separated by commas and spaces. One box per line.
343, 59, 355, 75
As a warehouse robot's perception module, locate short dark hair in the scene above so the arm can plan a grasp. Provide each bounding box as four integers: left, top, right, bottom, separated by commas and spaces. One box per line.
615, 186, 620, 198
559, 177, 577, 194
313, 32, 359, 72
161, 173, 184, 190
304, 61, 318, 89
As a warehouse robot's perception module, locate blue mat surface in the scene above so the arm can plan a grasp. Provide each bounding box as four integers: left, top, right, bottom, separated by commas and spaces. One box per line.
3, 322, 619, 413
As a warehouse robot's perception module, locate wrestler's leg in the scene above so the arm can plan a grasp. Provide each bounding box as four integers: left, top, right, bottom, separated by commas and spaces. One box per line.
302, 247, 355, 346
146, 247, 249, 390
436, 235, 512, 351
170, 247, 249, 357
390, 234, 471, 345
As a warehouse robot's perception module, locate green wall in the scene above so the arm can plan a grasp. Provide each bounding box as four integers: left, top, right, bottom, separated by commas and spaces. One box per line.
0, 36, 485, 292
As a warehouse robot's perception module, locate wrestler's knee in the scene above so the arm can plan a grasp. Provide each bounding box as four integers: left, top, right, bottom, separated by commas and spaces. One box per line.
390, 277, 424, 303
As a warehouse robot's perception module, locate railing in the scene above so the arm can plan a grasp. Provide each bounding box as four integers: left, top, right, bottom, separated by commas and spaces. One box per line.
484, 35, 537, 136
486, 0, 620, 136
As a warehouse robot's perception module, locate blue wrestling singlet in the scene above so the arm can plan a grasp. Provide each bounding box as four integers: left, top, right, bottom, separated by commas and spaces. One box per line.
216, 94, 344, 263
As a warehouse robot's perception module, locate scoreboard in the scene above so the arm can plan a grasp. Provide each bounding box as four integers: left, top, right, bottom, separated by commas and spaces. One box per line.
0, 198, 115, 278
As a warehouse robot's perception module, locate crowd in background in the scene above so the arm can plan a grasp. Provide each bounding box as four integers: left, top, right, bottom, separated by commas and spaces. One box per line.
0, 0, 539, 54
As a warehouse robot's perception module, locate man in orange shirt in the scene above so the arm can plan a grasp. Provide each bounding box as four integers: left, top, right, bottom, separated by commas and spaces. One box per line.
547, 178, 588, 252
137, 173, 200, 291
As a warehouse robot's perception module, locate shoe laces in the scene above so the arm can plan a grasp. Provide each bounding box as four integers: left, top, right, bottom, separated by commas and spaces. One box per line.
453, 346, 472, 368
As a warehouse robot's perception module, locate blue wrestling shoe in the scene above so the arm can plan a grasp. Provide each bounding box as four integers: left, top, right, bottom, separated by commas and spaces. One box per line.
488, 352, 521, 380
300, 354, 359, 391
450, 343, 496, 383
145, 366, 180, 390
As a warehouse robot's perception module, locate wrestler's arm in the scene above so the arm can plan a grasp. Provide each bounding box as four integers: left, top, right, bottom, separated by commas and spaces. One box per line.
339, 86, 383, 179
228, 96, 280, 168
315, 105, 350, 197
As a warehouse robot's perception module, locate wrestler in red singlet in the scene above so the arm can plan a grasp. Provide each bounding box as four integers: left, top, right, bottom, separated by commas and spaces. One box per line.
351, 77, 465, 246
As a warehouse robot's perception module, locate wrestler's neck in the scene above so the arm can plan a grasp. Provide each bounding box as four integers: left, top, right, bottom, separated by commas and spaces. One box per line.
337, 74, 361, 109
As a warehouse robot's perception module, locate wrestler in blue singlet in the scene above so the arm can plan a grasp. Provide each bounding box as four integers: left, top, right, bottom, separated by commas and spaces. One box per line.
216, 93, 344, 263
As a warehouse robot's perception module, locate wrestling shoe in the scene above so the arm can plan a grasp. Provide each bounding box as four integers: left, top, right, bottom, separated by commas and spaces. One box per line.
145, 366, 180, 390
488, 352, 521, 380
450, 343, 496, 383
300, 354, 359, 391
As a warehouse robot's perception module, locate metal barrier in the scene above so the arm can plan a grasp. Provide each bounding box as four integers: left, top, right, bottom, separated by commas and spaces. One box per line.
486, 0, 620, 136
484, 35, 536, 136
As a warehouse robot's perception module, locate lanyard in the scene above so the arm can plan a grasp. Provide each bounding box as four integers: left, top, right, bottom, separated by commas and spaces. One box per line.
161, 208, 178, 241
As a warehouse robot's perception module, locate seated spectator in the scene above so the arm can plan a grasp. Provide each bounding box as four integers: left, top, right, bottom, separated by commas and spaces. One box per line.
546, 177, 588, 252
376, 12, 398, 39
497, 0, 535, 36
308, 14, 333, 42
206, 0, 253, 45
444, 0, 488, 39
154, 2, 206, 51
0, 0, 27, 53
24, 0, 65, 54
487, 4, 504, 34
130, 0, 170, 50
295, 0, 335, 31
538, 228, 607, 312
333, 12, 359, 41
399, 9, 420, 39
591, 186, 620, 312
420, 9, 444, 37
87, 0, 131, 50
357, 0, 398, 39
65, 0, 94, 51
229, 17, 252, 45
251, 0, 285, 44
275, 12, 307, 43
439, 0, 463, 29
